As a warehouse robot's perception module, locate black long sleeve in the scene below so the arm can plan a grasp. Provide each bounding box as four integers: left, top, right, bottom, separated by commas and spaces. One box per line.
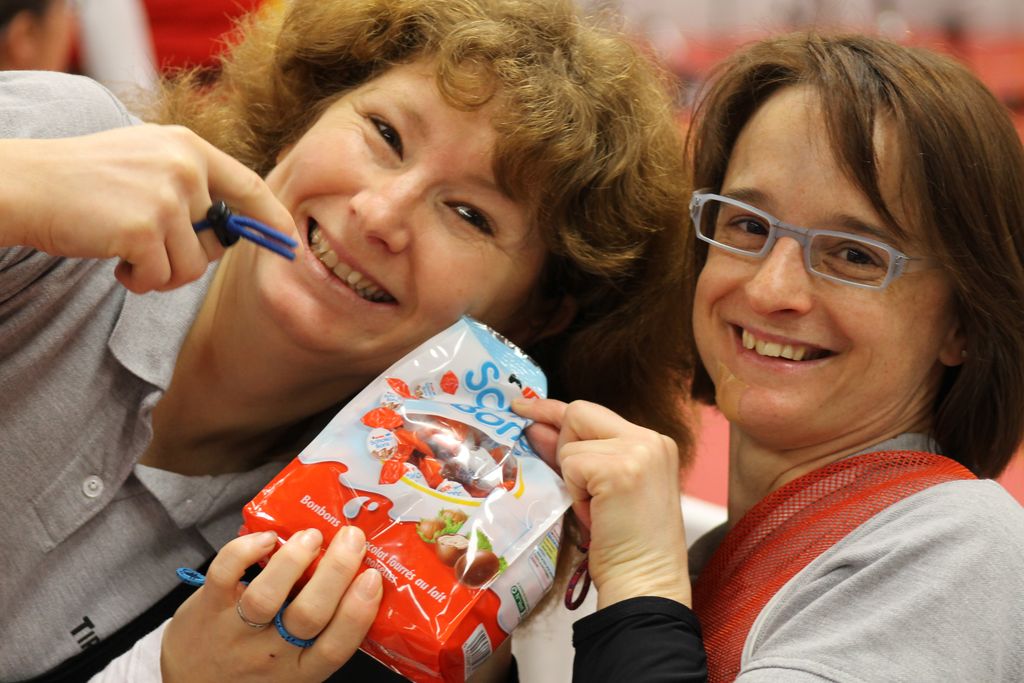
572, 596, 707, 682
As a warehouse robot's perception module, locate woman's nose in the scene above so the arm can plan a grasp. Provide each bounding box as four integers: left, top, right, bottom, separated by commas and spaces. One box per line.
743, 237, 815, 315
349, 173, 421, 253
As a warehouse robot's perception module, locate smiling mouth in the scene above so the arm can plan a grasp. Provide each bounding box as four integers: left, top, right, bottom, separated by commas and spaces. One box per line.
740, 328, 831, 361
308, 220, 396, 304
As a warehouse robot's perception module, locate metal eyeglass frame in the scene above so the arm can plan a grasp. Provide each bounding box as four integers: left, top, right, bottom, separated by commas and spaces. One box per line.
689, 189, 927, 290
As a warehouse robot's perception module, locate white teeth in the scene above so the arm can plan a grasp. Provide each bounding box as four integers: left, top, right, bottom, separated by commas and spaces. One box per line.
743, 328, 815, 361
331, 261, 351, 280
308, 225, 394, 303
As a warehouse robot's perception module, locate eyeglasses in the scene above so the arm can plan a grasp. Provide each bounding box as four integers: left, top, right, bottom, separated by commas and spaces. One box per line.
690, 190, 927, 290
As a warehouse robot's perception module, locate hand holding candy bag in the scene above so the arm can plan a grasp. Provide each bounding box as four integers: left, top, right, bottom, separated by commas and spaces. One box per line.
240, 317, 571, 682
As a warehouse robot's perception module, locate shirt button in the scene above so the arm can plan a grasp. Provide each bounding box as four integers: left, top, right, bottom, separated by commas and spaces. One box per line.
82, 475, 104, 499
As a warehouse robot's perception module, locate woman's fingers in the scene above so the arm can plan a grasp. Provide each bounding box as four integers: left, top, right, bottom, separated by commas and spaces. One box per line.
522, 421, 560, 471
515, 400, 646, 518
512, 398, 568, 469
200, 531, 279, 603
194, 229, 226, 262
528, 400, 690, 608
229, 523, 382, 661
163, 526, 382, 683
511, 397, 567, 427
556, 400, 649, 447
553, 404, 680, 518
281, 526, 366, 639
254, 526, 383, 675
236, 528, 324, 628
113, 247, 171, 294
553, 437, 661, 530
157, 212, 215, 291
310, 567, 383, 668
202, 138, 298, 244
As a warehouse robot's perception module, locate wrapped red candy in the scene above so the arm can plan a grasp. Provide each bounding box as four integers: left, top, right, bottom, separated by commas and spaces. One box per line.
240, 317, 569, 682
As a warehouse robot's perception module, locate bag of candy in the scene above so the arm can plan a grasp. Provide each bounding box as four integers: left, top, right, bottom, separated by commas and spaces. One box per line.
240, 316, 571, 682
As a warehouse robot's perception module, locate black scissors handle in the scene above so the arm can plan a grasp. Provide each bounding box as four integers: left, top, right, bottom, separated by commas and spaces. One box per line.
193, 201, 298, 260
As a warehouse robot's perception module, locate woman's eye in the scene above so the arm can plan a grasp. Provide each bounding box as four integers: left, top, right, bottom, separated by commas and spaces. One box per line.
451, 204, 494, 235
840, 245, 882, 266
371, 116, 403, 157
736, 217, 769, 236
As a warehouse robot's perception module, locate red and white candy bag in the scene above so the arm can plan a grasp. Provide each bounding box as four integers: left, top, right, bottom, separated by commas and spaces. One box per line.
240, 317, 571, 682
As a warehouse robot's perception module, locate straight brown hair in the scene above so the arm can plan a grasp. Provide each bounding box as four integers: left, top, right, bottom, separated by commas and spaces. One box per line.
686, 33, 1024, 477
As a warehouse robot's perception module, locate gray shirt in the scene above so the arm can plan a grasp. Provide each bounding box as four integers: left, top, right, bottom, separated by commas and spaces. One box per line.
739, 478, 1024, 682
0, 71, 283, 680
689, 436, 1024, 682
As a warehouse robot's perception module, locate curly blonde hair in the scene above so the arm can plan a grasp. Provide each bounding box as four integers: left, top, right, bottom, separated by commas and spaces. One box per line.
154, 0, 694, 457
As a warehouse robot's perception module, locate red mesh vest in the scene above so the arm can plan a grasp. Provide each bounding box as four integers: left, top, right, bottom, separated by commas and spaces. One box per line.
692, 451, 975, 682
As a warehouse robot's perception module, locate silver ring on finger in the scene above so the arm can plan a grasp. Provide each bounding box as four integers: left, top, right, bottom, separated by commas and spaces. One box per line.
236, 600, 272, 629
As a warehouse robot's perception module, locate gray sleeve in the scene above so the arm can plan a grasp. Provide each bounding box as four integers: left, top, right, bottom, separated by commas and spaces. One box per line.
0, 71, 141, 288
738, 479, 1024, 683
0, 70, 140, 139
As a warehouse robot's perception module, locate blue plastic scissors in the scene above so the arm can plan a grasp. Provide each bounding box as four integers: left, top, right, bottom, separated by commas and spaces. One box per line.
193, 201, 298, 260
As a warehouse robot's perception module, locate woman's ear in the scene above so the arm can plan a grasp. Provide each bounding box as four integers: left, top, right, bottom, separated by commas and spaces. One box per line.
508, 294, 578, 348
937, 318, 967, 367
535, 295, 578, 342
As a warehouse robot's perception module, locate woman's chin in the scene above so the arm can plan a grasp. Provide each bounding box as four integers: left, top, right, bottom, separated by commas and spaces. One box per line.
726, 392, 819, 448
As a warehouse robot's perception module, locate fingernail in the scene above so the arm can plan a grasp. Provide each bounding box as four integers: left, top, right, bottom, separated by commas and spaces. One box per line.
342, 525, 365, 551
254, 531, 277, 546
296, 528, 322, 549
355, 569, 382, 599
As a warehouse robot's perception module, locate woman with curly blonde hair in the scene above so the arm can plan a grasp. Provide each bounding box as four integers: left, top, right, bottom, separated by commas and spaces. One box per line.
0, 0, 692, 680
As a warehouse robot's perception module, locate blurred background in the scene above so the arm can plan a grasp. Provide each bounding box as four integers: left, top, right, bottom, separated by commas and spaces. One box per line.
8, 0, 1014, 130
593, 0, 1024, 134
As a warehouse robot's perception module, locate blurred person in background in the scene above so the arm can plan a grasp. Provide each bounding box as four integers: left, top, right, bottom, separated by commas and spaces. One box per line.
0, 0, 74, 71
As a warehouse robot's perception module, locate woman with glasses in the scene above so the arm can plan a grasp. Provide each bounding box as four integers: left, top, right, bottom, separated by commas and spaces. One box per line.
517, 32, 1024, 681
